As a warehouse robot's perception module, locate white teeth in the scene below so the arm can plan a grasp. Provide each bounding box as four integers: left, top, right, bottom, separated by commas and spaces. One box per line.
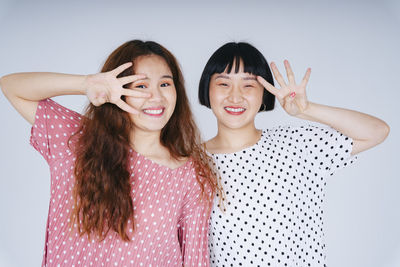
225, 107, 245, 112
143, 109, 163, 115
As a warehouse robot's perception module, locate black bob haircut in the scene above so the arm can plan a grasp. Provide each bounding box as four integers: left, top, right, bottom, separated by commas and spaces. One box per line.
198, 42, 275, 112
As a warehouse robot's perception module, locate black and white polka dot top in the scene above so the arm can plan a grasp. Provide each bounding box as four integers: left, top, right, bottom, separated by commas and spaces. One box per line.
208, 125, 356, 267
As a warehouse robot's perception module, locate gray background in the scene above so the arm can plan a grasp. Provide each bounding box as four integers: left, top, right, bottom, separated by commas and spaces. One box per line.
0, 0, 398, 266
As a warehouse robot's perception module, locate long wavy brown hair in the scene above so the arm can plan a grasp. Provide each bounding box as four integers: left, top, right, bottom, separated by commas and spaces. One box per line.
70, 40, 221, 241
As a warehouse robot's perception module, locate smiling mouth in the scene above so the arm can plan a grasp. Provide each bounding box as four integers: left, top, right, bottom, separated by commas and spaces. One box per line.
224, 106, 246, 115
142, 108, 165, 116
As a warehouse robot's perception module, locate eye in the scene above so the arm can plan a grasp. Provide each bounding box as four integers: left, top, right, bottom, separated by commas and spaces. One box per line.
244, 84, 254, 88
218, 83, 228, 87
135, 84, 147, 89
160, 82, 171, 87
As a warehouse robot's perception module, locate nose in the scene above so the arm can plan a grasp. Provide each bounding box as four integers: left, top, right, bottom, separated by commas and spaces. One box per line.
227, 85, 243, 103
148, 84, 163, 102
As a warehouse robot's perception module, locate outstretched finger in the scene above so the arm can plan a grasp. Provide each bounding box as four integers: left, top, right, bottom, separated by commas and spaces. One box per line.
115, 99, 140, 114
284, 60, 296, 85
300, 68, 311, 88
257, 76, 281, 98
119, 74, 147, 85
111, 62, 133, 76
270, 62, 286, 88
121, 88, 151, 98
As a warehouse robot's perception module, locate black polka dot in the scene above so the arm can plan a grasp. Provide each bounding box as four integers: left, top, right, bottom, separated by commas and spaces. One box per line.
208, 126, 356, 266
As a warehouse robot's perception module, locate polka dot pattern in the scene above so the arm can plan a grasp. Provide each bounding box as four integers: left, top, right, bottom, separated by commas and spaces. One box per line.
30, 99, 211, 267
208, 126, 356, 267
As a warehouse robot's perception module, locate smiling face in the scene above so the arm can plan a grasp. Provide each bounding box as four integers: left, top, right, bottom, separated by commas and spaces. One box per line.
209, 61, 264, 130
126, 55, 177, 133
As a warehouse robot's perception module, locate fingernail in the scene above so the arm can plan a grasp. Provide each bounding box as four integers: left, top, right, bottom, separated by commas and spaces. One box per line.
290, 92, 296, 98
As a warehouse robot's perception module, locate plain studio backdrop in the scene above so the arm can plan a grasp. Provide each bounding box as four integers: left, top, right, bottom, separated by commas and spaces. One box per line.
0, 0, 398, 266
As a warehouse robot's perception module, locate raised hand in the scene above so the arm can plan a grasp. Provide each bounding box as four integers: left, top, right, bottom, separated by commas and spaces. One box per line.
85, 62, 150, 114
257, 60, 311, 116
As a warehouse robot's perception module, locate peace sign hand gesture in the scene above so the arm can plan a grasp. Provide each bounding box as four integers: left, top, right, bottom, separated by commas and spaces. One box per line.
257, 60, 311, 116
85, 62, 150, 114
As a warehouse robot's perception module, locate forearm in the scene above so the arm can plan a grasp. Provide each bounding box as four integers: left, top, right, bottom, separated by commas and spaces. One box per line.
0, 72, 87, 100
296, 102, 390, 154
0, 72, 87, 124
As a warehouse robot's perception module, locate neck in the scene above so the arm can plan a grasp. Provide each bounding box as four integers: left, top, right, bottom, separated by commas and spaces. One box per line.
208, 121, 261, 153
130, 128, 187, 169
130, 129, 163, 156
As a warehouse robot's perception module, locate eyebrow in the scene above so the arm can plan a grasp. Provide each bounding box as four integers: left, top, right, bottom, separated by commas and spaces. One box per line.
136, 75, 173, 81
242, 76, 257, 81
215, 74, 230, 79
214, 74, 257, 81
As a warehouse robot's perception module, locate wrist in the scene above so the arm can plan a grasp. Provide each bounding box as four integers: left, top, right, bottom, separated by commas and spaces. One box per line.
82, 74, 93, 95
295, 101, 314, 120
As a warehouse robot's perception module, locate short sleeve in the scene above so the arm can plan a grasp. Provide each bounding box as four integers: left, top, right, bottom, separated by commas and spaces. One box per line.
30, 99, 82, 164
178, 170, 211, 267
272, 125, 357, 176
297, 125, 356, 175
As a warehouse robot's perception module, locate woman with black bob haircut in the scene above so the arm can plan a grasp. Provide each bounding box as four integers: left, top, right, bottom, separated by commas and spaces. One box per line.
198, 41, 390, 267
199, 42, 275, 112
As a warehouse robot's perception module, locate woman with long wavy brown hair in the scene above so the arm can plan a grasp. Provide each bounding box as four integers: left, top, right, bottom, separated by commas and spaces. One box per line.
0, 40, 220, 267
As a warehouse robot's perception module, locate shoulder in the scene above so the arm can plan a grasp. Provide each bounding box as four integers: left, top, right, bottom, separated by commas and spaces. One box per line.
204, 137, 219, 154
30, 99, 83, 163
184, 158, 213, 193
263, 125, 334, 139
35, 98, 82, 126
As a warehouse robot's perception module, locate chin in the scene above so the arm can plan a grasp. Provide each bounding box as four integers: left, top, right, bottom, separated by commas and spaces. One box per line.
217, 115, 253, 129
221, 121, 250, 130
138, 127, 165, 133
134, 121, 168, 133
146, 123, 168, 131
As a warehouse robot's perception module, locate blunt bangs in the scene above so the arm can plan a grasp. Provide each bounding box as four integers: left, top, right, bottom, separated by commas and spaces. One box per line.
199, 42, 275, 112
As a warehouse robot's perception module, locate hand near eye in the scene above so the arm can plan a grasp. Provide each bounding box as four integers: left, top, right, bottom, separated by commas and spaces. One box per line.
85, 62, 151, 114
257, 60, 311, 116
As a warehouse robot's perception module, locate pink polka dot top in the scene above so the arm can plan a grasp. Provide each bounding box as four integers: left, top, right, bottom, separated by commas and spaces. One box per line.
30, 99, 211, 267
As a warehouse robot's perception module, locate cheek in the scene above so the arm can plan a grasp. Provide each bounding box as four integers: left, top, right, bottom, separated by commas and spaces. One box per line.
209, 87, 224, 108
246, 88, 264, 107
125, 96, 144, 107
164, 88, 177, 109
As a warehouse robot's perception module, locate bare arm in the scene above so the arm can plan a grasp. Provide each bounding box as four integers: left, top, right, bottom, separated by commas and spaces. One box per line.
257, 60, 390, 156
0, 63, 150, 125
0, 72, 86, 124
295, 102, 389, 155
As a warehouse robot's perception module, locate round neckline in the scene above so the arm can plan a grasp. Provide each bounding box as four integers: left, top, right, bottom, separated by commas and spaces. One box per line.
208, 130, 265, 156
130, 149, 192, 171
